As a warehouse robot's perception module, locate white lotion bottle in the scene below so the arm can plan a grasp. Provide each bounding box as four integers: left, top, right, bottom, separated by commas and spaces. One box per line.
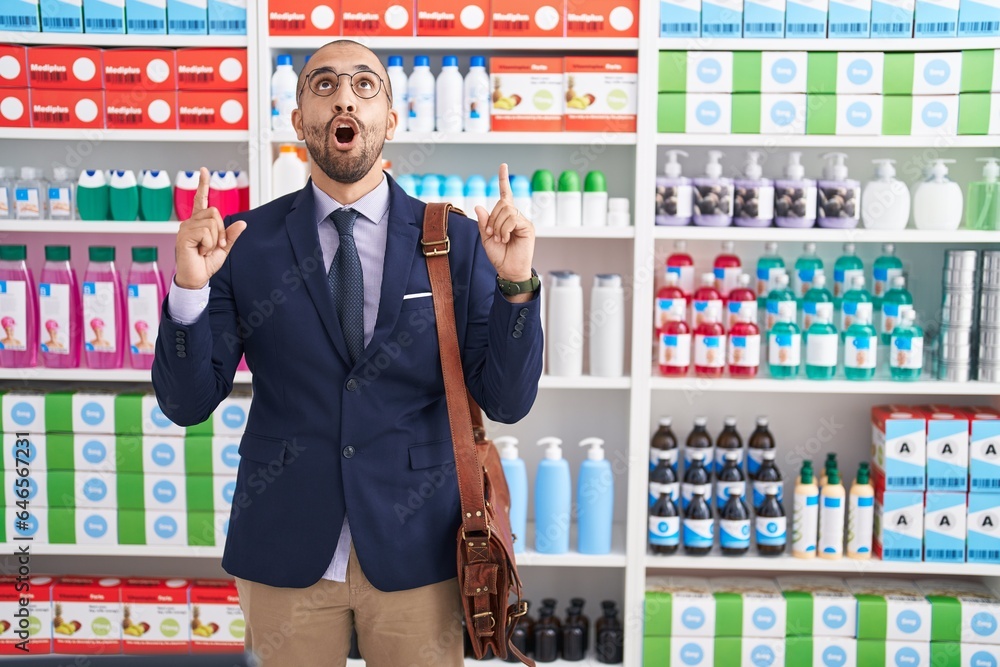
862, 159, 910, 230
386, 55, 408, 133
407, 55, 435, 133
589, 274, 624, 377
463, 55, 490, 133
547, 271, 583, 377
913, 159, 964, 231
435, 55, 463, 134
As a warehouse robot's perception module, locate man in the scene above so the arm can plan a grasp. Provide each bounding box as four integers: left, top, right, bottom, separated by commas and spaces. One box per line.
152, 40, 543, 666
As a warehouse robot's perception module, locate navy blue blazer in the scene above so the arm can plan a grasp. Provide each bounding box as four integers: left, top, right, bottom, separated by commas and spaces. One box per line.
151, 175, 543, 591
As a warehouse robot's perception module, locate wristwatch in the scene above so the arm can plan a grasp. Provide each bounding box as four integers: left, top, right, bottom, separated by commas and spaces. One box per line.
497, 269, 540, 297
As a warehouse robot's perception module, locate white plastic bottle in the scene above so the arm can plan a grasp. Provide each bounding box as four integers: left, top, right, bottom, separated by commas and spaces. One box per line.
407, 55, 435, 133
819, 467, 846, 559
386, 55, 408, 133
589, 274, 624, 377
272, 144, 308, 200
792, 462, 819, 559
847, 464, 874, 560
271, 54, 298, 133
435, 55, 463, 134
862, 159, 910, 230
547, 271, 583, 377
913, 159, 964, 231
463, 55, 490, 133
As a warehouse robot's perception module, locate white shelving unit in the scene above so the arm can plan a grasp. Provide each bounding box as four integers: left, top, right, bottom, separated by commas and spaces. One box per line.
269, 36, 640, 51
0, 128, 251, 142
8, 33, 248, 47
652, 226, 1000, 243
655, 134, 1000, 148
646, 554, 1000, 577
657, 37, 1000, 51
272, 130, 639, 145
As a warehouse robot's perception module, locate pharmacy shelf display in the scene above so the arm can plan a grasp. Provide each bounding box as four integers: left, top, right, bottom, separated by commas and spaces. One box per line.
270, 130, 640, 145
645, 553, 1000, 577
657, 37, 1000, 51
653, 134, 1000, 149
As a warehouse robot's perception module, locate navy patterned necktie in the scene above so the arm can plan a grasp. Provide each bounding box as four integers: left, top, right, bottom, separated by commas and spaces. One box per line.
327, 208, 365, 364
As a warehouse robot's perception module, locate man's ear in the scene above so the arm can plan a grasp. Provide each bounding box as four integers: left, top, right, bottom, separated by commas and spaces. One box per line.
292, 108, 305, 141
385, 107, 398, 141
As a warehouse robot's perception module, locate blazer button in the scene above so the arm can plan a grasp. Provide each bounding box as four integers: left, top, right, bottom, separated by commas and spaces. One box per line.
343, 446, 356, 459
512, 330, 522, 339
514, 322, 524, 332
178, 351, 187, 358
519, 308, 529, 317
516, 316, 526, 325
346, 378, 359, 392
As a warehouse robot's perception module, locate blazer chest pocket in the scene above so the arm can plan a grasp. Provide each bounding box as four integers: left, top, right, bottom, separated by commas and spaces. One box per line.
409, 439, 455, 470
239, 433, 290, 467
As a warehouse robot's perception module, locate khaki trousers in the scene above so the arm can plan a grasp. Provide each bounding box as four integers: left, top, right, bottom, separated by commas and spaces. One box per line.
235, 545, 465, 667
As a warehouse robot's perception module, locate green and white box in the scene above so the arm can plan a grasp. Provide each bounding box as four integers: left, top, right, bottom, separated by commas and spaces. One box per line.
45, 470, 117, 509
779, 576, 858, 638
851, 578, 932, 642
144, 473, 186, 512
4, 432, 46, 471
711, 577, 787, 639
671, 636, 714, 665
806, 94, 884, 135
958, 93, 1000, 135
141, 394, 184, 436
884, 52, 963, 95
961, 50, 1000, 93
143, 436, 185, 476
19, 468, 48, 507
807, 52, 885, 94
732, 93, 807, 134
658, 93, 733, 133
761, 52, 809, 92
930, 643, 1000, 666
71, 391, 117, 434
147, 509, 187, 546
715, 637, 786, 666
212, 435, 241, 475
74, 434, 117, 474
645, 576, 716, 638
786, 637, 858, 667
857, 640, 931, 666
918, 580, 1000, 645
2, 391, 46, 433
75, 508, 117, 544
659, 52, 736, 93
883, 95, 959, 135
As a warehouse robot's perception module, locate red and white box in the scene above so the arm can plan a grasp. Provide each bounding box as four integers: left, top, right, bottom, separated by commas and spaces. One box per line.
564, 56, 637, 132
175, 48, 247, 91
52, 576, 123, 655
27, 46, 103, 90
177, 91, 248, 130
31, 89, 105, 129
340, 0, 414, 36
491, 0, 563, 36
105, 90, 176, 129
268, 0, 341, 35
121, 578, 190, 654
416, 0, 489, 35
0, 45, 29, 89
0, 575, 54, 655
565, 0, 638, 36
102, 49, 176, 92
489, 57, 564, 132
189, 579, 243, 653
0, 89, 31, 128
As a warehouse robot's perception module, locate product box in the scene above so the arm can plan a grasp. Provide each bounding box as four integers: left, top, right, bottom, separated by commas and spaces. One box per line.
778, 576, 858, 638
126, 0, 168, 33
186, 391, 250, 436
871, 405, 927, 492
563, 57, 637, 132
41, 0, 83, 32
175, 48, 247, 91
884, 52, 962, 95
658, 636, 713, 666
0, 1, 41, 32
883, 93, 956, 135
714, 637, 786, 666
829, 0, 872, 35
267, 0, 341, 34
3, 391, 47, 433
914, 0, 958, 35
145, 473, 187, 512
874, 487, 924, 561
857, 640, 931, 666
918, 579, 1000, 644
702, 0, 743, 35
51, 576, 122, 654
0, 45, 28, 89
184, 473, 235, 512
851, 579, 932, 642
113, 393, 183, 437
69, 508, 118, 544
177, 90, 248, 130
919, 406, 970, 491
0, 575, 54, 655
3, 432, 47, 471
186, 508, 218, 546
30, 89, 104, 129
189, 579, 244, 653
121, 578, 190, 653
45, 470, 117, 509
68, 434, 117, 473
0, 88, 30, 128
968, 493, 1000, 563
645, 576, 716, 638
806, 93, 884, 135
341, 0, 413, 36
118, 508, 188, 545
744, 0, 786, 36
214, 509, 230, 544
659, 0, 702, 36
658, 92, 732, 133
961, 50, 1000, 93
924, 492, 967, 562
490, 0, 562, 36
415, 0, 488, 35
142, 436, 186, 476
786, 0, 829, 35
732, 93, 807, 134
711, 577, 786, 639
968, 407, 1000, 492
727, 51, 809, 93
167, 0, 208, 33
808, 52, 885, 95
785, 637, 858, 667
102, 49, 176, 92
83, 0, 126, 32
659, 52, 730, 94
931, 643, 1000, 667
566, 0, 638, 36
871, 0, 915, 35
106, 91, 177, 130
488, 58, 562, 132
4, 506, 48, 543
959, 0, 1000, 34
208, 0, 247, 34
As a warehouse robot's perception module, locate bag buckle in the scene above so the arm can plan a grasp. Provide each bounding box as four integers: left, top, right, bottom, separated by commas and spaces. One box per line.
421, 237, 451, 256
509, 600, 528, 621
472, 611, 496, 630
461, 526, 492, 542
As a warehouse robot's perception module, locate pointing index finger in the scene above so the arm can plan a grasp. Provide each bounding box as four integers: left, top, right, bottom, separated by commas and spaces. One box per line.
497, 163, 513, 202
193, 167, 211, 214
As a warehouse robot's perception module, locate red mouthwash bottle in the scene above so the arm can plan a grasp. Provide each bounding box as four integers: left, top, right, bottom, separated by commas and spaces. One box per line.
666, 241, 695, 301
713, 240, 742, 300
726, 273, 758, 331
655, 273, 688, 333
694, 311, 726, 378
692, 273, 724, 330
658, 317, 692, 377
728, 311, 761, 378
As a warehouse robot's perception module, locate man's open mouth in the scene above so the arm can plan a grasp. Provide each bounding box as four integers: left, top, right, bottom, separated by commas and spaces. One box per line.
332, 117, 359, 148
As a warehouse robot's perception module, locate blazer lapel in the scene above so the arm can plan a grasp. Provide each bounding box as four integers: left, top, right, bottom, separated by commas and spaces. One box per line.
284, 183, 352, 367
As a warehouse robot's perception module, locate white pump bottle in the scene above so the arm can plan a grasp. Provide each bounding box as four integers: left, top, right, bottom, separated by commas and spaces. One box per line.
913, 159, 963, 231
862, 159, 911, 230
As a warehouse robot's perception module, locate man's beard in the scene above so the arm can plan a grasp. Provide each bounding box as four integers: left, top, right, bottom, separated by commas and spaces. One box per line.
304, 116, 383, 184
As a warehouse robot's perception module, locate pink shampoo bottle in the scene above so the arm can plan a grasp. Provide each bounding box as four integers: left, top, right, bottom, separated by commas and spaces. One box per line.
39, 245, 81, 369
0, 245, 38, 368
127, 247, 166, 370
83, 246, 126, 369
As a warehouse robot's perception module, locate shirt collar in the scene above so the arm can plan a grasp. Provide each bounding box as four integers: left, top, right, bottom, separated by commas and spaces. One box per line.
312, 174, 390, 227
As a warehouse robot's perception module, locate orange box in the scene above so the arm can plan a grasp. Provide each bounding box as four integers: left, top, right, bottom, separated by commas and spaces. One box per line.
0, 89, 31, 128
565, 0, 638, 36
0, 575, 54, 655
31, 89, 105, 129
121, 578, 190, 654
341, 0, 414, 36
27, 46, 103, 90
564, 56, 637, 132
175, 48, 247, 91
106, 90, 177, 129
416, 0, 489, 35
268, 0, 341, 35
0, 45, 28, 89
491, 0, 563, 35
52, 576, 122, 655
189, 579, 243, 653
178, 90, 248, 130
489, 57, 563, 132
102, 48, 176, 92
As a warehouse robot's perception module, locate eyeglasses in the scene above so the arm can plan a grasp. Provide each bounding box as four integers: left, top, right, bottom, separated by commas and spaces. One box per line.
300, 68, 387, 101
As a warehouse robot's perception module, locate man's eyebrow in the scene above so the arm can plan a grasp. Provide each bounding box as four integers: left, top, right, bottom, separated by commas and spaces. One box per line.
354, 64, 376, 73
